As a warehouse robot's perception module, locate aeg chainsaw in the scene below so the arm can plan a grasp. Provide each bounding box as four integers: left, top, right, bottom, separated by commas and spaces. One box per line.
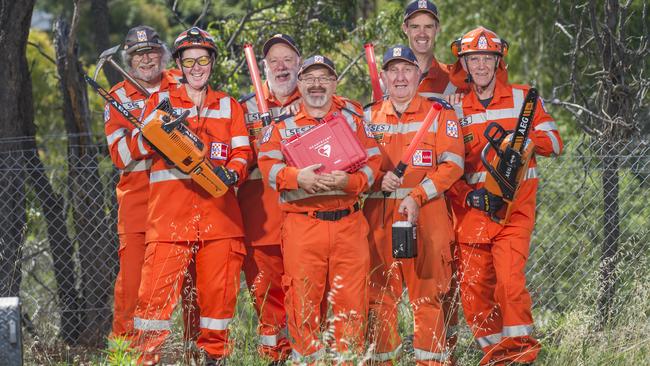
86, 75, 229, 198
480, 88, 538, 224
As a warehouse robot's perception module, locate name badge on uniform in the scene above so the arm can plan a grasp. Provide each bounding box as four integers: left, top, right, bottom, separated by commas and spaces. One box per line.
412, 149, 433, 167
123, 100, 145, 111
210, 142, 229, 160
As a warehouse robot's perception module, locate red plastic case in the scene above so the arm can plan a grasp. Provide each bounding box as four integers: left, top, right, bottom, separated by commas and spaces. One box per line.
281, 114, 368, 173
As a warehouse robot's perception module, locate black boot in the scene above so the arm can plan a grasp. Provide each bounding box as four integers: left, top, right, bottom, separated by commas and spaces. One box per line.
205, 357, 226, 366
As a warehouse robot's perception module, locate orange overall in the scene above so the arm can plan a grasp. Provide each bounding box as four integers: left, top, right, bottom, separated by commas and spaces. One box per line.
363, 96, 464, 365
237, 82, 300, 361
448, 79, 563, 365
258, 96, 381, 362
130, 74, 252, 363
417, 57, 463, 357
104, 70, 198, 340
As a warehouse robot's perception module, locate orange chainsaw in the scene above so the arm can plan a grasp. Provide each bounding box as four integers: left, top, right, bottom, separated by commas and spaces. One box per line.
85, 75, 229, 198
480, 88, 538, 224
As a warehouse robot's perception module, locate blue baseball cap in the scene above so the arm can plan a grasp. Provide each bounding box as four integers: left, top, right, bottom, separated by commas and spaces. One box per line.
298, 55, 337, 77
262, 33, 301, 57
403, 0, 439, 23
382, 45, 418, 69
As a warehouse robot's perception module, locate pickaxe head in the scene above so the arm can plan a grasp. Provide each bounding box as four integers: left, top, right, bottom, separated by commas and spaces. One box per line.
93, 45, 121, 81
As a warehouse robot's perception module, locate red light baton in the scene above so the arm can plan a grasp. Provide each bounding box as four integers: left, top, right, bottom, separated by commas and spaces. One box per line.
244, 44, 272, 126
364, 43, 383, 103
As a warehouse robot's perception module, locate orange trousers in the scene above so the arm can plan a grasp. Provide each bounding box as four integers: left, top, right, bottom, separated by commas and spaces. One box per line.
441, 242, 460, 366
111, 233, 198, 340
458, 227, 540, 365
367, 239, 450, 365
281, 211, 370, 362
242, 244, 291, 361
131, 239, 244, 363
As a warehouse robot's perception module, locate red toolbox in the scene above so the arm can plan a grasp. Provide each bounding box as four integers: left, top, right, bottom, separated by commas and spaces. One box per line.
281, 114, 367, 173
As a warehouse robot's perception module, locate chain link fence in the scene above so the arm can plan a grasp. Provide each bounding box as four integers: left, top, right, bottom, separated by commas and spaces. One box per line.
0, 134, 648, 363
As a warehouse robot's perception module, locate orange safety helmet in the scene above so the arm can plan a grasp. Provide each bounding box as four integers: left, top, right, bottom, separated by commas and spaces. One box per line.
450, 26, 508, 58
172, 27, 218, 59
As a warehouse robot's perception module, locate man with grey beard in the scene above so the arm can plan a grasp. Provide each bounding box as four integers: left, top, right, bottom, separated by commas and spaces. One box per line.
237, 34, 302, 363
104, 26, 198, 355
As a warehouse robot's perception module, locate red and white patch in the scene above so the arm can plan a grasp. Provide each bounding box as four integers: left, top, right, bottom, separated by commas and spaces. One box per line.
210, 142, 229, 160
446, 120, 459, 138
412, 149, 433, 167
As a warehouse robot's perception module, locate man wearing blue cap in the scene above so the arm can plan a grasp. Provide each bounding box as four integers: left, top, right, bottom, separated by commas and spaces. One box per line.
402, 0, 459, 99
258, 55, 382, 364
363, 45, 464, 365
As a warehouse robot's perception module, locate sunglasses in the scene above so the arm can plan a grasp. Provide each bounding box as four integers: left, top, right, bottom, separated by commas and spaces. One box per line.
180, 55, 212, 68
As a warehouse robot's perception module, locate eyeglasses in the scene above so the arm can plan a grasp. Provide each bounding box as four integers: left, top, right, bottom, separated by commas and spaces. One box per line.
132, 50, 161, 60
465, 54, 498, 66
180, 55, 212, 68
298, 76, 336, 85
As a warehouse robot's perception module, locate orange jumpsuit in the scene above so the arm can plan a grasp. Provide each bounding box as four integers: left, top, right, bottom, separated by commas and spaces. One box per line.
104, 70, 198, 340
237, 82, 300, 361
418, 57, 463, 357
258, 96, 381, 362
363, 95, 464, 365
130, 73, 252, 362
447, 79, 563, 365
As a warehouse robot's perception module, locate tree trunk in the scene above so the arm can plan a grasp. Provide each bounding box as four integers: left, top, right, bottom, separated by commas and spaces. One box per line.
90, 0, 121, 86
54, 9, 117, 346
598, 141, 620, 327
0, 0, 37, 297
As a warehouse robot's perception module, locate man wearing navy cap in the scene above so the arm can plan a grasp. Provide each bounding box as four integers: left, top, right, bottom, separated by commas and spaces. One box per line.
258, 55, 382, 363
402, 0, 459, 99
237, 33, 302, 363
363, 44, 464, 365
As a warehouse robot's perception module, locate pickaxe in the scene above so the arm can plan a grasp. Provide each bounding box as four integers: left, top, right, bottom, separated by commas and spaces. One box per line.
93, 45, 150, 97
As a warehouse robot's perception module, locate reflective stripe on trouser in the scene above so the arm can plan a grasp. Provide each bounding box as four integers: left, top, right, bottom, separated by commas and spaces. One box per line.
281, 211, 370, 358
110, 233, 200, 339
457, 226, 540, 365
132, 239, 245, 359
242, 244, 291, 360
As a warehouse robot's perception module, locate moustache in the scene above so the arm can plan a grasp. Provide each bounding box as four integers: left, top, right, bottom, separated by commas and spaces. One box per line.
308, 87, 326, 93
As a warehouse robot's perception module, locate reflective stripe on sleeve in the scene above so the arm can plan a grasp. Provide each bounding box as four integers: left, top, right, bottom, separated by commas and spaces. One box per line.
359, 165, 375, 187
231, 135, 250, 149
230, 157, 247, 165
258, 150, 284, 160
421, 177, 438, 200
122, 159, 151, 173
133, 317, 171, 331
106, 128, 127, 146
199, 317, 232, 330
465, 167, 537, 184
136, 133, 149, 155
534, 121, 558, 131
117, 138, 132, 166
545, 131, 561, 155
364, 108, 372, 123
269, 163, 286, 190
366, 147, 380, 157
438, 152, 464, 169
150, 169, 191, 183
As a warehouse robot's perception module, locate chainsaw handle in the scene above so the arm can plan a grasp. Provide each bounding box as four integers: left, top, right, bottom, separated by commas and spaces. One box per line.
484, 122, 507, 157
162, 109, 190, 133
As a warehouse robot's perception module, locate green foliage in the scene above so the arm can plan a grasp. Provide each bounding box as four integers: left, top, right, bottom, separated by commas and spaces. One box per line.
102, 337, 140, 366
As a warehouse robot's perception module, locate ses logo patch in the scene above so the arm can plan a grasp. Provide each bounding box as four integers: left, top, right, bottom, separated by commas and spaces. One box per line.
210, 142, 229, 160
412, 149, 433, 167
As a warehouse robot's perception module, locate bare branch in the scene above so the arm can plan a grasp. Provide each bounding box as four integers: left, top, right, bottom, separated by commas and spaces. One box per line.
27, 41, 56, 65
193, 0, 212, 27
337, 50, 365, 81
225, 0, 286, 50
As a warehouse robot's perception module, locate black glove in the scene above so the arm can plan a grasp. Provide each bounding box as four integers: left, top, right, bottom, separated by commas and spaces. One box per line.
466, 188, 504, 213
214, 165, 238, 187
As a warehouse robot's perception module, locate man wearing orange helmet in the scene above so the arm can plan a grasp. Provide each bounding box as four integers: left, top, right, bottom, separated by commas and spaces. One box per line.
447, 26, 563, 365
130, 27, 252, 366
104, 25, 198, 343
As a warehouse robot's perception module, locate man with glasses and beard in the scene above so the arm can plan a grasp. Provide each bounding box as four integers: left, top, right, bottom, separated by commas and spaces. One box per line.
237, 34, 301, 364
258, 55, 381, 364
103, 26, 198, 348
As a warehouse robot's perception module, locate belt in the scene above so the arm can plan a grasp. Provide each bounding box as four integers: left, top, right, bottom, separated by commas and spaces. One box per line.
300, 202, 360, 221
